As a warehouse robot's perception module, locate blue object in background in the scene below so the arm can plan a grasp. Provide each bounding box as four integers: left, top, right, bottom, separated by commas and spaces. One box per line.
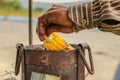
0, 16, 4, 20
7, 16, 28, 22
114, 63, 120, 80
0, 16, 37, 23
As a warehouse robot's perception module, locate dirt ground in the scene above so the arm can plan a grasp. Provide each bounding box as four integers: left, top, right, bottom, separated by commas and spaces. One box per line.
0, 20, 120, 80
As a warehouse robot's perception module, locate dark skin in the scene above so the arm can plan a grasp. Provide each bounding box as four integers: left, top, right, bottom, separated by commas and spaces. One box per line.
36, 5, 74, 41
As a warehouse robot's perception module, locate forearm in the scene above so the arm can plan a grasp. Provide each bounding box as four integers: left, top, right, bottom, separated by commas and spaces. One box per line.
68, 0, 120, 35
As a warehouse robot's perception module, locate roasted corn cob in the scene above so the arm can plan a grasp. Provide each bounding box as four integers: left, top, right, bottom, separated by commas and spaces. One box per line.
43, 32, 74, 51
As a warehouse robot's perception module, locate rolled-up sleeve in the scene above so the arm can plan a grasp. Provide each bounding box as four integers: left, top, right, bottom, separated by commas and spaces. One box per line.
68, 0, 120, 35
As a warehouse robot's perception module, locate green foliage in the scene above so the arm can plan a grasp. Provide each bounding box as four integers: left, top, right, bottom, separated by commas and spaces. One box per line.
0, 0, 5, 7
0, 0, 25, 11
0, 0, 44, 17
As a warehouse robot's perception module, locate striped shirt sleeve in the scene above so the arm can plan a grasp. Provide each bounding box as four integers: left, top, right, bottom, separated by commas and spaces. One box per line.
68, 0, 120, 35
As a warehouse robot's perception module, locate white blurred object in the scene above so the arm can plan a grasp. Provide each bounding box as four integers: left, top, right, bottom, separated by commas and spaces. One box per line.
31, 72, 60, 80
34, 0, 92, 3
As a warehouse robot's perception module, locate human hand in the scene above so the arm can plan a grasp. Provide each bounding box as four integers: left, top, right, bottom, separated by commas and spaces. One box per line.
36, 5, 74, 41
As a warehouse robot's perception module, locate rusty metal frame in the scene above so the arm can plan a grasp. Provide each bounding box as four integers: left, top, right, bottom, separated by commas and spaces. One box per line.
15, 43, 94, 80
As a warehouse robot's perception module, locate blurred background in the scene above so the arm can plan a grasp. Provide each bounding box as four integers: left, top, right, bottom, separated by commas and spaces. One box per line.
0, 0, 120, 80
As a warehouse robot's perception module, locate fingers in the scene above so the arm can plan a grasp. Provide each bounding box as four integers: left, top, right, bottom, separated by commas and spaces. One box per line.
37, 6, 74, 41
37, 15, 47, 41
46, 24, 73, 36
37, 10, 60, 41
45, 24, 59, 36
46, 9, 73, 28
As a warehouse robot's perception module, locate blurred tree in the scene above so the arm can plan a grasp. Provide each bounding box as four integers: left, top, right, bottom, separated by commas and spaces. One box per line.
0, 0, 5, 7
0, 0, 24, 11
0, 0, 44, 17
4, 0, 23, 10
34, 7, 44, 12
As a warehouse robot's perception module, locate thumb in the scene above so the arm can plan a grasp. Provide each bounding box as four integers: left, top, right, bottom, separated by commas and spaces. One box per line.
45, 24, 59, 36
